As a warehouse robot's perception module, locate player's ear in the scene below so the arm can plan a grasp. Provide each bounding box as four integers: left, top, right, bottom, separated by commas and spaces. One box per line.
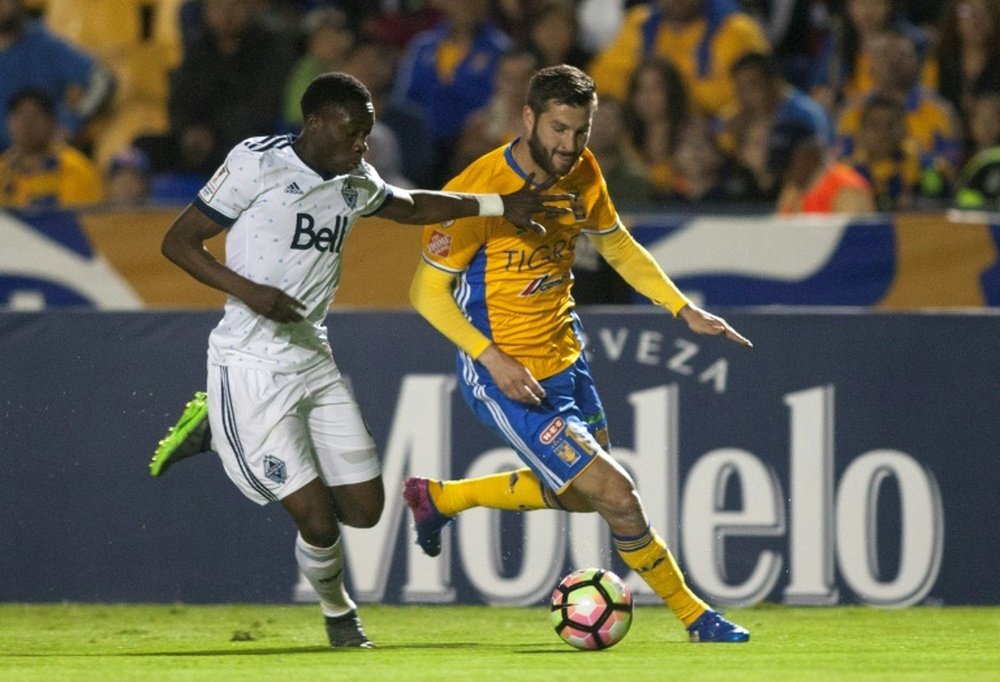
522, 105, 535, 135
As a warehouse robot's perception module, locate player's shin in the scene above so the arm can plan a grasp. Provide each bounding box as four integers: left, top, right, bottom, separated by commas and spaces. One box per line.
431, 467, 554, 516
294, 533, 356, 617
613, 526, 709, 627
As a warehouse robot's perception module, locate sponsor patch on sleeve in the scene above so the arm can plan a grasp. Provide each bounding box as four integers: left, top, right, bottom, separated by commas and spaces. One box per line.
199, 164, 230, 202
426, 229, 453, 258
539, 417, 566, 444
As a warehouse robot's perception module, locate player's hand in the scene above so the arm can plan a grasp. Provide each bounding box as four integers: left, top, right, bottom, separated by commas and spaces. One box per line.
243, 283, 307, 323
500, 173, 572, 237
478, 344, 546, 406
678, 304, 753, 347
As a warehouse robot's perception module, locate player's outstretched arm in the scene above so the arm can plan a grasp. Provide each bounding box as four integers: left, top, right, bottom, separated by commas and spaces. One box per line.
589, 226, 752, 347
378, 174, 571, 234
162, 204, 306, 323
678, 304, 753, 347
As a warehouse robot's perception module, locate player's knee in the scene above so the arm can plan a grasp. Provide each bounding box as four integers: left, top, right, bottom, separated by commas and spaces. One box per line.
299, 524, 339, 548
339, 505, 382, 528
593, 473, 643, 523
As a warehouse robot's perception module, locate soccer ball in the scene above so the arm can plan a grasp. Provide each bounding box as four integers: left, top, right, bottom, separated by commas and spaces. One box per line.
549, 567, 633, 650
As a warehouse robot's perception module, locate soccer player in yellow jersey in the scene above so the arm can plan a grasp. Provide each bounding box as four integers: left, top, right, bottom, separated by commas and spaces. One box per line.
403, 64, 754, 643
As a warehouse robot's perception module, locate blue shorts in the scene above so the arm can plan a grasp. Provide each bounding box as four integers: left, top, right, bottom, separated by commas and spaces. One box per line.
457, 352, 609, 493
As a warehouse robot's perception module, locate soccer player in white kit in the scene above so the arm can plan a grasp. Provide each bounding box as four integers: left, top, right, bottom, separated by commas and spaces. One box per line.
160, 72, 570, 648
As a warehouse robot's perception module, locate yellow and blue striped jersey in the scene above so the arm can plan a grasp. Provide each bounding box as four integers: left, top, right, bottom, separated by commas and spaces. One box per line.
420, 140, 619, 380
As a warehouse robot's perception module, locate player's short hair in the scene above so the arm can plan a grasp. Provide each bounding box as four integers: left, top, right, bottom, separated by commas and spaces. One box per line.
300, 72, 372, 120
526, 64, 596, 115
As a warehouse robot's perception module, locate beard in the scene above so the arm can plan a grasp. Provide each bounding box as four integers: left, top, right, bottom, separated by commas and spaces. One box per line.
527, 123, 579, 179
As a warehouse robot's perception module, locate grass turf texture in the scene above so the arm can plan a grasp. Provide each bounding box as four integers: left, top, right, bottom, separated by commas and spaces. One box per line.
1, 604, 998, 681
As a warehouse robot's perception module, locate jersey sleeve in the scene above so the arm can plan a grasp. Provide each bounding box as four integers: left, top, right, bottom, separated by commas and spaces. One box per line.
194, 145, 261, 226
578, 154, 621, 235
419, 172, 491, 273
355, 160, 392, 216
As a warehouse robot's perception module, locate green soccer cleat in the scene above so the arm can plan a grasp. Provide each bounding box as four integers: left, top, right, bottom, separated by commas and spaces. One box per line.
150, 391, 212, 477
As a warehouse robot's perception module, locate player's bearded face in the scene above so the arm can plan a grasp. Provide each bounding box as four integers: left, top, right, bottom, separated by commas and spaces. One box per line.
527, 104, 592, 178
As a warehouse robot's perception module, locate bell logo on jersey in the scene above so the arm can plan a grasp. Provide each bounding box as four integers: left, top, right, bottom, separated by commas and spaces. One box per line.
426, 230, 452, 257
291, 212, 349, 253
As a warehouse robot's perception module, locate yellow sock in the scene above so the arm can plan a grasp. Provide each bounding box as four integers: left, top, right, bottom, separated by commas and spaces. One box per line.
428, 468, 556, 516
614, 527, 708, 627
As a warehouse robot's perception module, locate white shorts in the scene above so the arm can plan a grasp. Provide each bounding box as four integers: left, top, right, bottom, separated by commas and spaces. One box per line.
207, 359, 380, 506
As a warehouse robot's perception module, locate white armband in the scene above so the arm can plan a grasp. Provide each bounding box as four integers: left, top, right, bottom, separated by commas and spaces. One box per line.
472, 193, 504, 217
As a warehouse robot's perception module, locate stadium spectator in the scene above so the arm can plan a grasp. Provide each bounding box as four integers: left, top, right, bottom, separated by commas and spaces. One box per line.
586, 0, 770, 117
345, 39, 434, 187
770, 118, 875, 214
719, 52, 832, 155
134, 0, 295, 175
967, 89, 1000, 155
104, 146, 151, 206
935, 0, 1000, 153
281, 7, 357, 131
0, 88, 103, 208
391, 0, 512, 185
666, 117, 762, 205
524, 0, 592, 70
847, 94, 949, 210
154, 72, 566, 649
836, 30, 962, 178
743, 0, 834, 92
449, 48, 537, 178
622, 57, 692, 198
402, 63, 753, 645
586, 96, 655, 207
0, 0, 115, 152
813, 0, 936, 110
731, 115, 780, 202
954, 89, 1000, 209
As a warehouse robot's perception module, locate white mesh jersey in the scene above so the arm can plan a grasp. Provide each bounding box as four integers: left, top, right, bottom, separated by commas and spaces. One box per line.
196, 134, 392, 372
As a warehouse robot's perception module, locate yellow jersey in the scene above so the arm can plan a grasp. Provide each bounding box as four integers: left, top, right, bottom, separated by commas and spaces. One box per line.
420, 140, 619, 380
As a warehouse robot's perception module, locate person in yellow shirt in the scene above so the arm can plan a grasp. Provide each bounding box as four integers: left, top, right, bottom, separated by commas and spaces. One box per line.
0, 88, 103, 208
587, 0, 770, 116
404, 64, 754, 643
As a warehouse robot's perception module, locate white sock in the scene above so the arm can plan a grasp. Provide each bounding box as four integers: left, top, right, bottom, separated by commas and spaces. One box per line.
294, 533, 356, 618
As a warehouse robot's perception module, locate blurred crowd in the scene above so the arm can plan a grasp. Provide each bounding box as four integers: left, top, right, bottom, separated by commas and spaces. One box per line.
2, 0, 1000, 214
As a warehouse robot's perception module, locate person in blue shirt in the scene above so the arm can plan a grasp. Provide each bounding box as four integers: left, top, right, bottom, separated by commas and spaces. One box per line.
0, 0, 115, 151
391, 0, 512, 185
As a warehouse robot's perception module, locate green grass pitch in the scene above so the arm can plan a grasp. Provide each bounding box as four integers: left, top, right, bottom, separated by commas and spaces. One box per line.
2, 604, 998, 681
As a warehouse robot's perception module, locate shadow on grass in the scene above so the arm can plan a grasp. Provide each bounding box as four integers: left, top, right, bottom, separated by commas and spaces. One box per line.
8, 642, 515, 657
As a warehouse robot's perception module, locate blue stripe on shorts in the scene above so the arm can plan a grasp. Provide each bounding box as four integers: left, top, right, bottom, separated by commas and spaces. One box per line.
457, 352, 609, 493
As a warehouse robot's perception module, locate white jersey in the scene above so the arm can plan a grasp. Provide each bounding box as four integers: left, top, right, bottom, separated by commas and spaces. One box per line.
197, 134, 391, 372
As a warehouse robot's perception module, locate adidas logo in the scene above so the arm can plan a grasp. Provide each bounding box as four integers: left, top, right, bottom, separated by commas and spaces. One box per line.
284, 182, 303, 195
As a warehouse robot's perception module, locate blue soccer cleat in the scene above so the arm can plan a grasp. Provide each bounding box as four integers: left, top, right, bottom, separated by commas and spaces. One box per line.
402, 477, 453, 558
687, 610, 750, 643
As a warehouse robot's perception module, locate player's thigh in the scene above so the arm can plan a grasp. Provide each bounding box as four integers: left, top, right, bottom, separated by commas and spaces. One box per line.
459, 358, 602, 494
207, 363, 319, 505
306, 369, 382, 495
560, 451, 636, 511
